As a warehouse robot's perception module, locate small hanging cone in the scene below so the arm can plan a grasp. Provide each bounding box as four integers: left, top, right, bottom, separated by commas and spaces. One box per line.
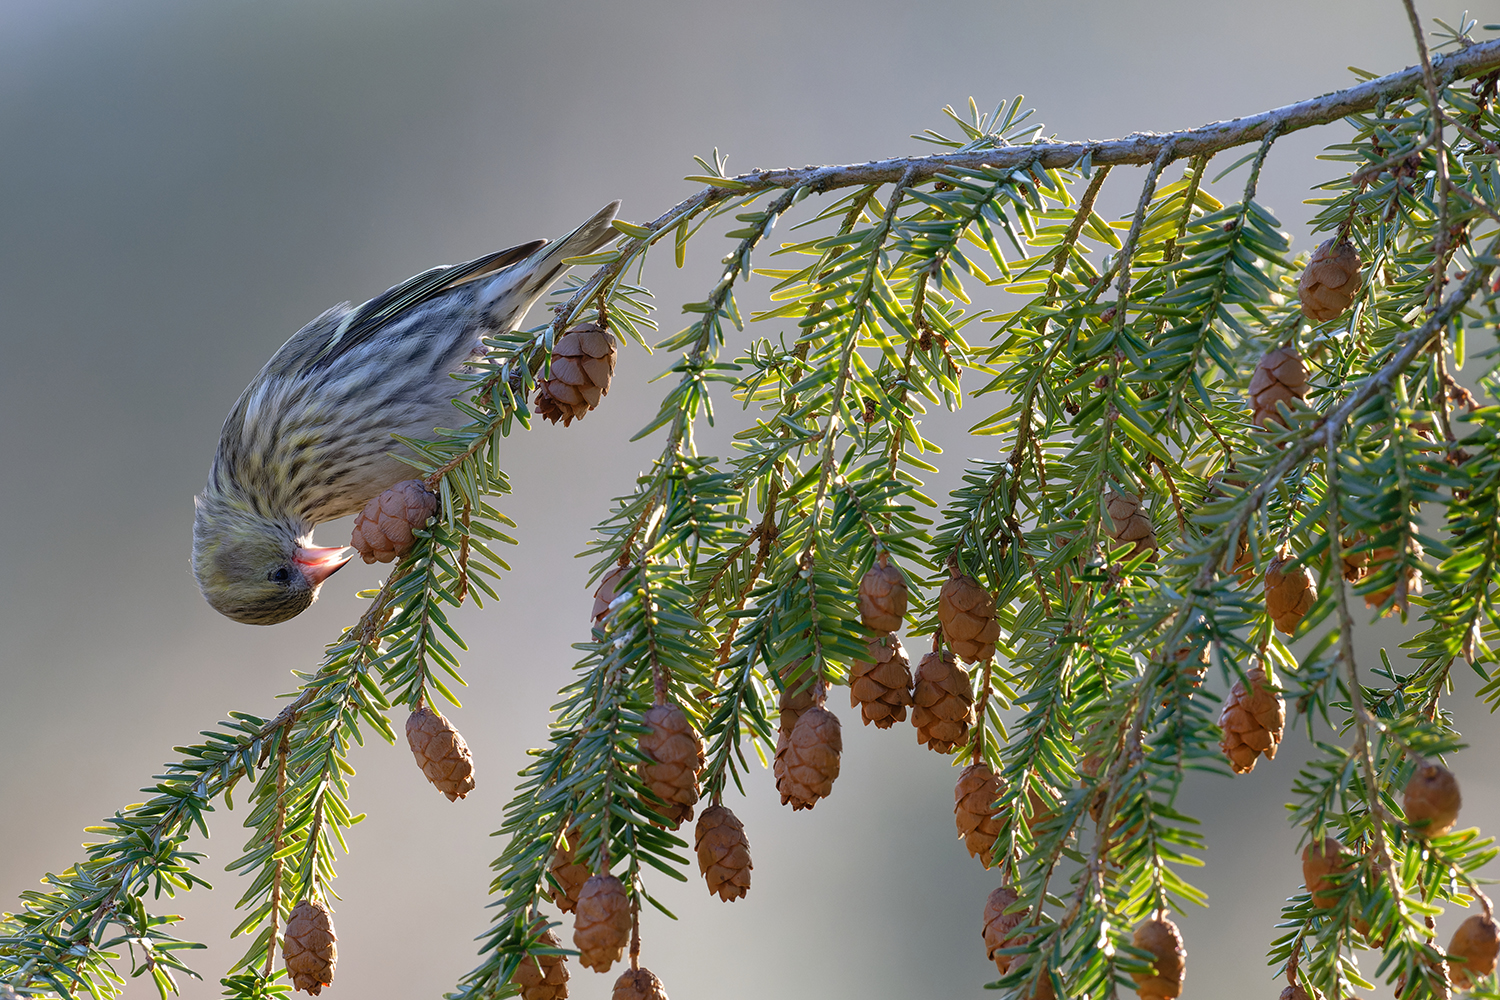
1281, 987, 1312, 1000
694, 805, 752, 901
777, 658, 817, 737
775, 705, 842, 810
572, 875, 632, 973
636, 702, 705, 829
536, 321, 618, 426
510, 925, 570, 1000
955, 761, 1006, 865
1232, 530, 1260, 586
548, 827, 590, 913
406, 705, 476, 801
1265, 553, 1315, 635
912, 650, 975, 754
1218, 665, 1285, 774
1404, 761, 1462, 838
1163, 642, 1209, 705
859, 555, 909, 631
1130, 917, 1185, 1000
939, 571, 1001, 663
612, 968, 669, 1000
1298, 239, 1363, 322
1249, 347, 1309, 429
849, 633, 915, 728
1448, 913, 1500, 989
983, 885, 1027, 976
283, 900, 337, 996
350, 479, 439, 564
1302, 837, 1351, 909
1104, 490, 1157, 558
592, 565, 628, 627
1361, 541, 1424, 615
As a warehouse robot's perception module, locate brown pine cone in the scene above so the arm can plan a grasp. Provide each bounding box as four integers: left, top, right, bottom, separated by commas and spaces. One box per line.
775, 705, 842, 810
350, 479, 439, 564
1249, 346, 1309, 429
1302, 837, 1350, 909
612, 968, 669, 1000
1404, 761, 1461, 838
1218, 665, 1285, 774
776, 658, 817, 737
982, 885, 1027, 976
548, 827, 590, 913
1298, 239, 1363, 322
1361, 540, 1424, 615
1232, 530, 1260, 585
283, 900, 337, 996
1342, 538, 1367, 582
859, 555, 909, 631
911, 649, 975, 753
694, 805, 752, 901
1448, 913, 1500, 989
535, 321, 618, 426
1163, 642, 1209, 705
592, 565, 628, 627
849, 633, 914, 728
510, 924, 570, 1000
405, 705, 476, 801
955, 761, 1005, 865
636, 702, 704, 829
1265, 553, 1315, 635
1104, 490, 1157, 558
573, 874, 632, 973
1280, 987, 1312, 1000
939, 571, 1001, 663
1130, 917, 1185, 1000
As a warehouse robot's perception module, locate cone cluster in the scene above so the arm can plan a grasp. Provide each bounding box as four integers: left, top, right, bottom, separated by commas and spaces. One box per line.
536, 321, 618, 426
612, 968, 670, 1000
775, 705, 842, 810
1265, 553, 1315, 635
573, 875, 632, 973
1249, 347, 1309, 428
1104, 490, 1157, 558
636, 702, 704, 829
912, 650, 975, 753
1130, 917, 1185, 1000
1218, 665, 1285, 774
1301, 837, 1350, 909
350, 479, 438, 564
849, 633, 914, 728
859, 556, 908, 631
406, 705, 476, 801
510, 924, 570, 1000
694, 805, 752, 901
283, 900, 337, 996
939, 571, 1001, 663
955, 761, 1005, 865
1404, 761, 1462, 838
548, 827, 590, 913
1448, 913, 1500, 989
1298, 239, 1363, 322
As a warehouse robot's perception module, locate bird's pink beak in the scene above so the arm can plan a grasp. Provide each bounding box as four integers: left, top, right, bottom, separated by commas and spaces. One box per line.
294, 546, 352, 588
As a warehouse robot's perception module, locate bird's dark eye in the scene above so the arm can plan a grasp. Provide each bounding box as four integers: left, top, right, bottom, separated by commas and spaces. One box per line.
268, 566, 292, 585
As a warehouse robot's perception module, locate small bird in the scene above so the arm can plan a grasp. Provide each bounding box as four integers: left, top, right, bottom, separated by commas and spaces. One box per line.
193, 201, 621, 625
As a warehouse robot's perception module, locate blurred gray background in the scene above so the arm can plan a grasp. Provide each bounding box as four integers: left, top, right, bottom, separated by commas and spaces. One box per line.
2, 1, 1497, 998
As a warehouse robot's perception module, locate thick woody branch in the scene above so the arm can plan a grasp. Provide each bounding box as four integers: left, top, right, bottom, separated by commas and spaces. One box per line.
692, 39, 1500, 195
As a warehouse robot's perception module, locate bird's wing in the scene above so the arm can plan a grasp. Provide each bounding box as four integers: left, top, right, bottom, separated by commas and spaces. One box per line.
309, 239, 548, 371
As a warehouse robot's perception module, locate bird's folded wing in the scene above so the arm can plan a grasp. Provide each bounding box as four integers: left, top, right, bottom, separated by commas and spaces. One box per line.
311, 239, 547, 370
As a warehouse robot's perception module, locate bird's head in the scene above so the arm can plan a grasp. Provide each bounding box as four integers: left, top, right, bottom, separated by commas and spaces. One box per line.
192, 493, 350, 625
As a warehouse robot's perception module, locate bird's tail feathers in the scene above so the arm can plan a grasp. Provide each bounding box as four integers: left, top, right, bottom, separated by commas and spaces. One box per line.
480, 200, 621, 329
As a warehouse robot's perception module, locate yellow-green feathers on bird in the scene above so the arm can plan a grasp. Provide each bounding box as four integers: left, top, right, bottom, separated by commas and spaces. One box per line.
192, 201, 621, 624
